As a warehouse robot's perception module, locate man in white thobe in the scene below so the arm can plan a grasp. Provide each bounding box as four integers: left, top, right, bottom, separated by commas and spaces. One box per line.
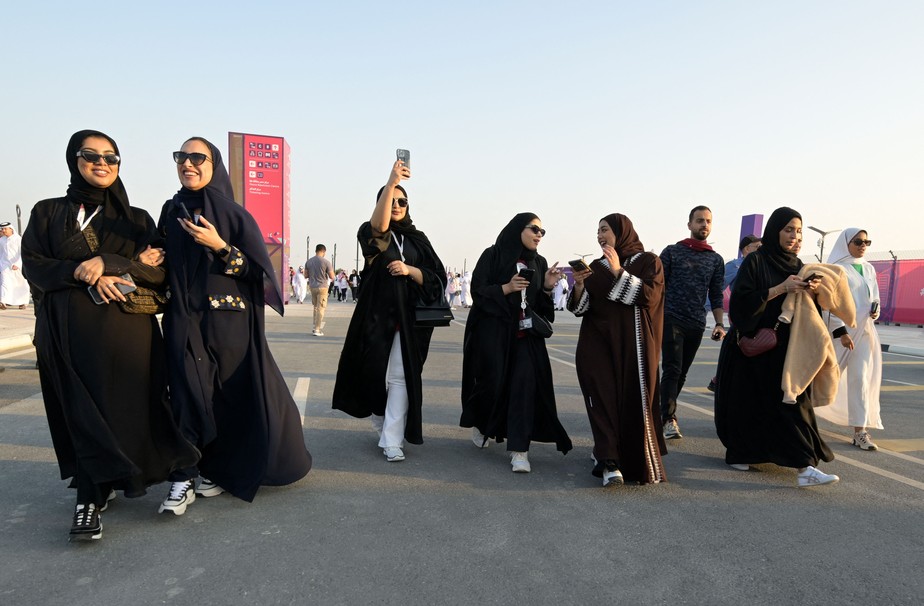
0, 222, 30, 309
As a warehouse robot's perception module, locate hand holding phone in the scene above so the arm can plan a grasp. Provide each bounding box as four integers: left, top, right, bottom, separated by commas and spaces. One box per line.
518, 268, 536, 281
88, 274, 136, 304
804, 273, 823, 282
568, 259, 592, 273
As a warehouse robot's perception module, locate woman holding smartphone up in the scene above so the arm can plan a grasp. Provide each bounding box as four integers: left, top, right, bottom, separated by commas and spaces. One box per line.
460, 213, 572, 473
332, 156, 447, 462
816, 228, 883, 451
157, 137, 311, 513
567, 214, 667, 486
22, 130, 198, 540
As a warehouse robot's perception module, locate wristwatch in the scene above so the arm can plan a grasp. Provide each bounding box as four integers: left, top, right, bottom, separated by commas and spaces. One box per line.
214, 244, 232, 258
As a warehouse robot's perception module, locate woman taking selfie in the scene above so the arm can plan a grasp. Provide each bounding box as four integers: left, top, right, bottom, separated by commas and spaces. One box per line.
460, 213, 572, 473
332, 158, 446, 462
714, 207, 838, 487
816, 228, 883, 450
157, 137, 311, 513
22, 130, 197, 540
568, 214, 667, 486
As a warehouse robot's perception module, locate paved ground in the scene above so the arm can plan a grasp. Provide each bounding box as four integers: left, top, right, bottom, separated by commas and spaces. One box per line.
1, 300, 922, 605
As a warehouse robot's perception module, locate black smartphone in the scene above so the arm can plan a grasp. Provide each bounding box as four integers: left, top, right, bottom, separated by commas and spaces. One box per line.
804, 273, 823, 282
178, 201, 193, 221
568, 259, 591, 272
396, 148, 411, 169
870, 301, 880, 315
87, 274, 136, 304
518, 268, 536, 281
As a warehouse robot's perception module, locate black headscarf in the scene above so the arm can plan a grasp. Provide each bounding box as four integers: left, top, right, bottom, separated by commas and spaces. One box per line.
601, 213, 645, 263
64, 130, 132, 229
756, 206, 803, 275
479, 212, 544, 298
374, 183, 427, 239
167, 136, 284, 314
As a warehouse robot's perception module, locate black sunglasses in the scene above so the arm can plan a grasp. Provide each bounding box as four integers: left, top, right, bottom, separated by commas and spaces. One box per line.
76, 150, 120, 165
173, 151, 212, 166
851, 238, 872, 247
524, 224, 547, 237
393, 197, 409, 207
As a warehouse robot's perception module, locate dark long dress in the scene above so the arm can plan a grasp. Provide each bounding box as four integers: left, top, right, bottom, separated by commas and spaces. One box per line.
570, 253, 667, 484
332, 222, 446, 445
714, 250, 834, 468
22, 197, 199, 496
158, 142, 310, 502
460, 244, 572, 453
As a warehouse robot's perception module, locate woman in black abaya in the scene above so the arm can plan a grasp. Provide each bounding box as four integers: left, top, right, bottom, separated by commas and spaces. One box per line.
332, 158, 446, 462
460, 213, 572, 473
714, 207, 838, 487
157, 137, 311, 511
22, 130, 198, 541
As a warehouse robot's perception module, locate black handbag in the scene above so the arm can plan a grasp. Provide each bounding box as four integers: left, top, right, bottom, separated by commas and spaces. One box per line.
524, 305, 553, 338
415, 300, 454, 327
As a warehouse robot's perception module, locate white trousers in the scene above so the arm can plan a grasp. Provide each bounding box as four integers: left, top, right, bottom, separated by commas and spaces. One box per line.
371, 332, 409, 448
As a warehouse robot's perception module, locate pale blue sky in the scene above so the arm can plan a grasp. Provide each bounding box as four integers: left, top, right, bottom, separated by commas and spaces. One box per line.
3, 1, 922, 272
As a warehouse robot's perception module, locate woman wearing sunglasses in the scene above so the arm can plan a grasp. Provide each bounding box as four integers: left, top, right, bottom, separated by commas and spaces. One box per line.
332, 157, 447, 462
816, 229, 883, 450
567, 214, 667, 486
156, 137, 311, 513
460, 213, 572, 473
21, 130, 198, 540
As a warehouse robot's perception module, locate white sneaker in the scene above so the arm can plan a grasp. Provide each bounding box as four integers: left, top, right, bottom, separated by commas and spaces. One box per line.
158, 480, 196, 515
510, 452, 531, 473
797, 466, 839, 488
383, 447, 405, 462
312, 329, 324, 336
852, 431, 878, 451
196, 477, 225, 498
602, 468, 624, 487
472, 427, 489, 448
729, 463, 750, 471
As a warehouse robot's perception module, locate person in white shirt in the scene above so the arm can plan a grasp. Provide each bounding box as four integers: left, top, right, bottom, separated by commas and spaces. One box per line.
0, 222, 29, 309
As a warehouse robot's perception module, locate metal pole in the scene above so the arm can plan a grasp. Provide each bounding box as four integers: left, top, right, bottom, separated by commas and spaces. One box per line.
306, 236, 310, 265
16, 204, 22, 234
332, 243, 337, 271
356, 240, 360, 272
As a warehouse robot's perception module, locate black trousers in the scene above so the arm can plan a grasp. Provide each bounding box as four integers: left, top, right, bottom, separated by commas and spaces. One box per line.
660, 320, 705, 422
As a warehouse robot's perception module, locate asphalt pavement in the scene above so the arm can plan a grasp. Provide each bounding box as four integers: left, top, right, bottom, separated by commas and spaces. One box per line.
1, 300, 922, 605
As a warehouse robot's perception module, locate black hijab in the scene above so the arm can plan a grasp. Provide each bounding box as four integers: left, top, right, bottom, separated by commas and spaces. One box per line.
167, 136, 284, 314
481, 212, 544, 297
64, 129, 131, 222
601, 213, 645, 263
757, 206, 803, 275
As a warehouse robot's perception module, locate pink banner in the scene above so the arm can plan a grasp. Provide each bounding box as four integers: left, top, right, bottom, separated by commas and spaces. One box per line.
871, 259, 924, 325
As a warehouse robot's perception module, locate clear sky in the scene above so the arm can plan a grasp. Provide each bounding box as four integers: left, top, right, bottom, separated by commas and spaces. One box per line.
3, 1, 922, 273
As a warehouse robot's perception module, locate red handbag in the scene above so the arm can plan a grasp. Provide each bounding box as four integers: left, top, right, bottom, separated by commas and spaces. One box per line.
737, 323, 779, 357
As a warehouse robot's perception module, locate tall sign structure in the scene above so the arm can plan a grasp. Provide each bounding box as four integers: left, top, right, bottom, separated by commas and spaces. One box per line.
227, 132, 291, 301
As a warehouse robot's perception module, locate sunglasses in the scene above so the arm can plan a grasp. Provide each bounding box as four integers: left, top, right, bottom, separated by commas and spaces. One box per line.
392, 197, 409, 207
851, 238, 872, 247
524, 224, 547, 237
76, 150, 120, 165
173, 151, 212, 166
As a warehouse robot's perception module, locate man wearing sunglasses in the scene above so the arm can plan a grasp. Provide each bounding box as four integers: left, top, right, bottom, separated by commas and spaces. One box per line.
658, 206, 726, 440
306, 244, 335, 336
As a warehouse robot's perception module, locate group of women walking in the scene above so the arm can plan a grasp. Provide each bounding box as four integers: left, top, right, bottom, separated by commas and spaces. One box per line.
23, 131, 883, 542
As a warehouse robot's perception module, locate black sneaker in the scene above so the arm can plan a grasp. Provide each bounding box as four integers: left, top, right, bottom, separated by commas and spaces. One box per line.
707, 377, 717, 392
158, 480, 196, 515
70, 503, 102, 541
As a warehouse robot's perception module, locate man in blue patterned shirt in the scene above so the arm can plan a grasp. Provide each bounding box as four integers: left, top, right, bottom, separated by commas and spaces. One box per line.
659, 206, 726, 439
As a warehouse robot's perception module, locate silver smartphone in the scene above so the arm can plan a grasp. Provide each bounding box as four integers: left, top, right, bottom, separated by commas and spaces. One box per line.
396, 148, 410, 169
87, 274, 136, 304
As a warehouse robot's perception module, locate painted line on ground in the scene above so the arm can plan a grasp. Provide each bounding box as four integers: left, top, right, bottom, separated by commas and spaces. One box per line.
0, 346, 35, 360
677, 396, 924, 490
294, 377, 310, 427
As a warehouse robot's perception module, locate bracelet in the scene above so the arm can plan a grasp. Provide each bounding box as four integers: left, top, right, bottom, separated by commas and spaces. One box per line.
214, 244, 231, 258
715, 324, 725, 329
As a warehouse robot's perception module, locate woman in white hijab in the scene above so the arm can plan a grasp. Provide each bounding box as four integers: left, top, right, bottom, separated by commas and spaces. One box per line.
817, 228, 883, 450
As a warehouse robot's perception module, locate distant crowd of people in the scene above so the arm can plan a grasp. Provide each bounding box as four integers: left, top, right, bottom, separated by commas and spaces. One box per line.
20, 130, 883, 543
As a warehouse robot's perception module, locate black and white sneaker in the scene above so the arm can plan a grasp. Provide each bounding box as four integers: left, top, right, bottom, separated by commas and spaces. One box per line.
70, 503, 102, 541
196, 477, 225, 498
158, 480, 196, 515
